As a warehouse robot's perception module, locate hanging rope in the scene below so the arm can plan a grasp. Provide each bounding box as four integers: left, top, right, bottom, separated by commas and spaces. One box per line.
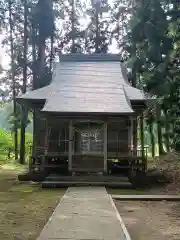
73, 124, 104, 142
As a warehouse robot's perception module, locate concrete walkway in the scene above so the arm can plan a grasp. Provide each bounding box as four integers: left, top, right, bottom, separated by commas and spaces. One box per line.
37, 187, 130, 240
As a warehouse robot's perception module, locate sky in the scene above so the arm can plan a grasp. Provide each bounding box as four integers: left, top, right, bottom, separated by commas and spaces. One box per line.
0, 34, 9, 70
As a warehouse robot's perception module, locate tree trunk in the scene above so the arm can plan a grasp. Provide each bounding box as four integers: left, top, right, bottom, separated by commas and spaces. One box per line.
95, 3, 99, 53
31, 17, 37, 157
50, 35, 54, 74
37, 36, 46, 85
8, 0, 18, 160
71, 0, 76, 53
32, 20, 37, 90
131, 41, 137, 87
164, 109, 170, 152
156, 103, 165, 155
149, 121, 155, 158
20, 1, 28, 165
32, 2, 46, 157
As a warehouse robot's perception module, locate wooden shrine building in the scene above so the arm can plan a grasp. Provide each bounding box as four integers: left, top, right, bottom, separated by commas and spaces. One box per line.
17, 54, 148, 184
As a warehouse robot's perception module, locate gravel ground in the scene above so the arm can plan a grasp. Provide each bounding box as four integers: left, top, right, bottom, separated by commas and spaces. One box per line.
115, 200, 180, 240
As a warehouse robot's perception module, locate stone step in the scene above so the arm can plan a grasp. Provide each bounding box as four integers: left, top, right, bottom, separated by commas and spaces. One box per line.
46, 175, 128, 182
41, 181, 133, 188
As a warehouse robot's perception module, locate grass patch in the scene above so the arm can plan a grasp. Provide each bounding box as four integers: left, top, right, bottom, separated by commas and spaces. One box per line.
0, 161, 27, 171
0, 169, 65, 240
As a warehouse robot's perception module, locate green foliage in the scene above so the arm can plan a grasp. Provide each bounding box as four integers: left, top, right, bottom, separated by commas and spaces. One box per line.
0, 102, 32, 132
0, 128, 32, 163
122, 0, 180, 153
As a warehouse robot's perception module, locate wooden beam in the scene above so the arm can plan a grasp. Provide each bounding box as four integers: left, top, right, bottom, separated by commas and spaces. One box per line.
68, 120, 73, 172
104, 122, 108, 173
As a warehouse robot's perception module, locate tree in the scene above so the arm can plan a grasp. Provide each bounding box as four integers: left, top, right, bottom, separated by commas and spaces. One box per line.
56, 0, 86, 54
28, 0, 55, 156
85, 0, 110, 53
121, 0, 180, 155
146, 109, 155, 158
19, 0, 28, 164
110, 0, 133, 56
32, 0, 55, 90
8, 0, 18, 160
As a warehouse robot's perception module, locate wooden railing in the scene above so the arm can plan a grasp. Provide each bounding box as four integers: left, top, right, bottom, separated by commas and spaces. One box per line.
130, 146, 149, 159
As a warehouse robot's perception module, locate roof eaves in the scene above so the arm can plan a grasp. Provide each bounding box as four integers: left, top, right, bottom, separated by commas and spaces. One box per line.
123, 86, 134, 113
16, 85, 50, 101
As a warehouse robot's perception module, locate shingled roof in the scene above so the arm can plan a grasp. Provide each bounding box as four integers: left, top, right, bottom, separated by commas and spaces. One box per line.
17, 54, 146, 114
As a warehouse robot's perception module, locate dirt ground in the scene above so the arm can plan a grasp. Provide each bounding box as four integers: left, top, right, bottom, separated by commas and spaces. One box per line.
0, 169, 65, 240
108, 183, 180, 195
115, 200, 180, 240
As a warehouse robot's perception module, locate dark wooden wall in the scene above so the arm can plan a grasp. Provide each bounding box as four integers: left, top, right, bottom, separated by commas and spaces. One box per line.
107, 118, 129, 157
33, 113, 46, 156
33, 116, 139, 158
72, 155, 104, 171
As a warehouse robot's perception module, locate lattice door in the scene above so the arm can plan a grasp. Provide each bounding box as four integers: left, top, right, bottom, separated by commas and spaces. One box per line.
74, 122, 104, 154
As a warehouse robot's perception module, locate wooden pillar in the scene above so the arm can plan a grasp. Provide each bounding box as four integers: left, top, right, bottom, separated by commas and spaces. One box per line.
133, 117, 137, 156
32, 110, 37, 157
41, 119, 49, 172
103, 122, 108, 173
140, 114, 145, 158
68, 120, 73, 173
128, 116, 134, 156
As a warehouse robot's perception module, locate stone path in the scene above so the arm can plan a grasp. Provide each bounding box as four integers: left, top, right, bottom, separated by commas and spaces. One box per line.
37, 187, 129, 240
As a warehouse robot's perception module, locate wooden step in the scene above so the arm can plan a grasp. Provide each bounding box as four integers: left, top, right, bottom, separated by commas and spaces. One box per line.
71, 168, 104, 173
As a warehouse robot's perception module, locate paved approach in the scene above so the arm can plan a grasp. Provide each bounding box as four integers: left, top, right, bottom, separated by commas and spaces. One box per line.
37, 187, 129, 240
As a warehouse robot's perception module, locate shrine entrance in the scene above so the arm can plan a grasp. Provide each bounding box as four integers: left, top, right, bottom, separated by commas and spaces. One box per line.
74, 122, 104, 154
70, 121, 107, 173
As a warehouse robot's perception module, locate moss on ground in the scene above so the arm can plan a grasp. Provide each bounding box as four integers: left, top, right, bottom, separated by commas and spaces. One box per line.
0, 168, 65, 240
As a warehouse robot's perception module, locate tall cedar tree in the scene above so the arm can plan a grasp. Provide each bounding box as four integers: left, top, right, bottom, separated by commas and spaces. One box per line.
57, 0, 85, 53
85, 0, 110, 53
19, 0, 28, 164
8, 0, 18, 160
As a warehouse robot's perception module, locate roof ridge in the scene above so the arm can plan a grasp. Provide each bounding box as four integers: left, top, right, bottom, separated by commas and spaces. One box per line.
59, 53, 121, 62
